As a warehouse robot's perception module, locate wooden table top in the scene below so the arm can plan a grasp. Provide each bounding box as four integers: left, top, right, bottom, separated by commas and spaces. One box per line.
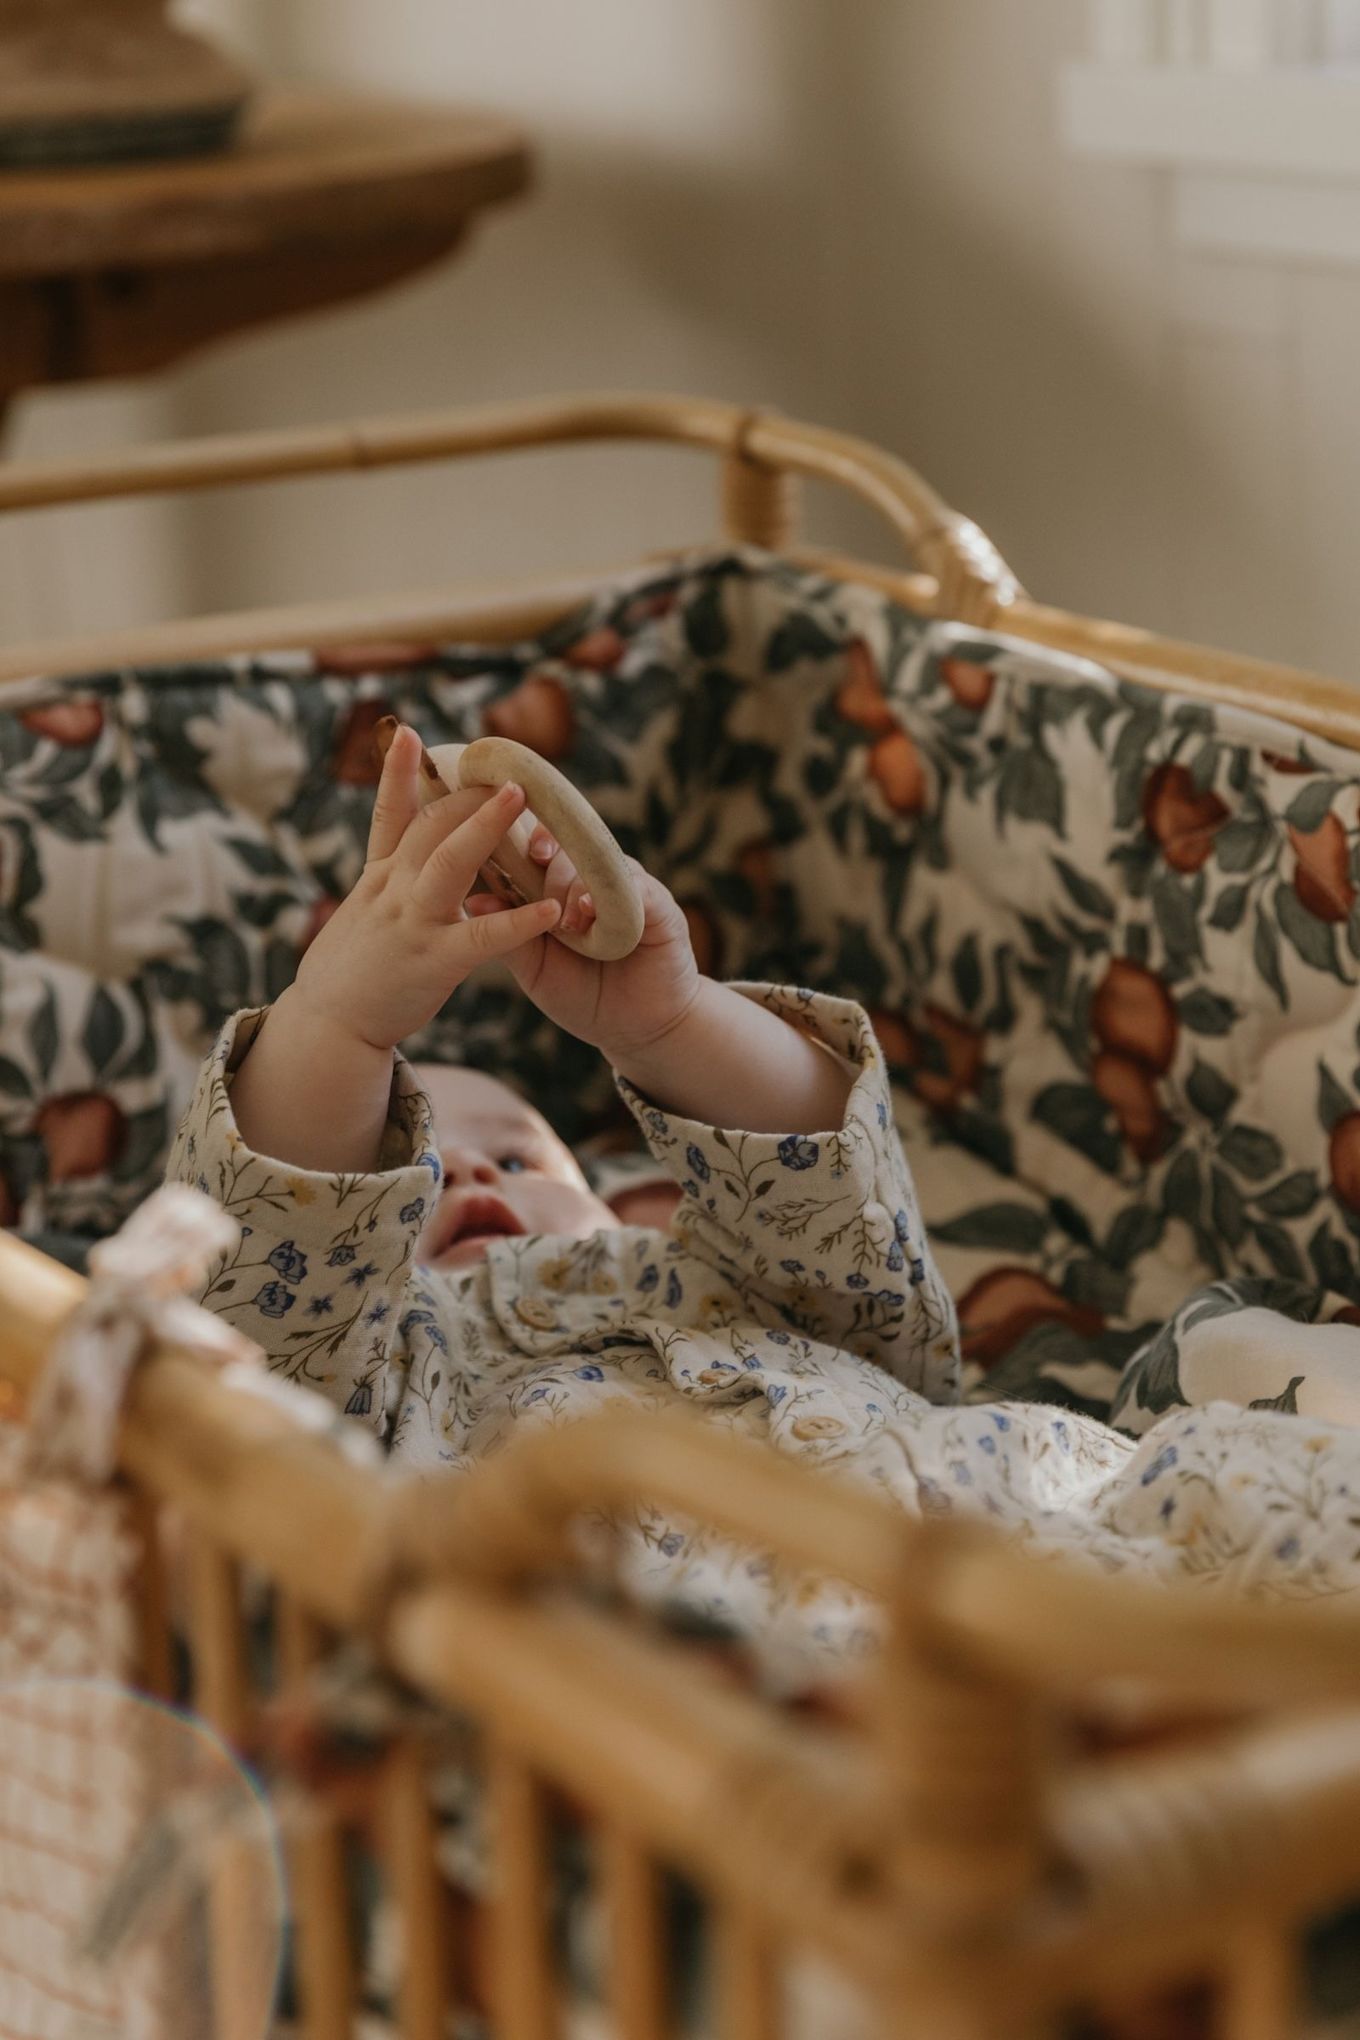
0, 88, 533, 281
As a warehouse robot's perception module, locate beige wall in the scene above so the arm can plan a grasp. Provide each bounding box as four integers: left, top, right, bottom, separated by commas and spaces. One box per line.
5, 0, 1360, 676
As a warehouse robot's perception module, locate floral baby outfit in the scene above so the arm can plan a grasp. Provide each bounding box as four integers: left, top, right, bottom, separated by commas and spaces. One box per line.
171, 980, 1360, 1672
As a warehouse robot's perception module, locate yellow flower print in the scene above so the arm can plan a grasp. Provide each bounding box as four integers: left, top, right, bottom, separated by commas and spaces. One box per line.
285, 1176, 317, 1206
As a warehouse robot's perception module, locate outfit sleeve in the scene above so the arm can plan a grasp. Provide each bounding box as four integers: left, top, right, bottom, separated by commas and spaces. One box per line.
164, 1006, 443, 1434
615, 983, 960, 1403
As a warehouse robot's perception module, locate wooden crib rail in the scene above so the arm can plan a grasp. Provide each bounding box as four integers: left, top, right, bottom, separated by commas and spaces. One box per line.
0, 388, 1018, 625
392, 1405, 912, 1601
4, 1219, 1360, 1719
0, 387, 1355, 754
13, 1229, 1360, 2030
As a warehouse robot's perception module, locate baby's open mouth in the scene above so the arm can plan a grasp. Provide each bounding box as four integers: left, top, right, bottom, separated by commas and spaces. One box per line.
430, 1192, 525, 1268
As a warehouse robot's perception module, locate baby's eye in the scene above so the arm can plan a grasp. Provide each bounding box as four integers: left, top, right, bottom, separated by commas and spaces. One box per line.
497, 1154, 530, 1174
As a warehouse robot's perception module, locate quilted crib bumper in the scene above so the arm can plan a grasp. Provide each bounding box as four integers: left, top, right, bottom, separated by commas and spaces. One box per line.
3, 548, 1360, 1432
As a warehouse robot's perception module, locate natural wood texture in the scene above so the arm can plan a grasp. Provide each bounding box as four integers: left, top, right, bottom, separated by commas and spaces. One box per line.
0, 571, 606, 686
0, 89, 531, 400
0, 390, 1016, 644
0, 389, 1353, 761
11, 1219, 1360, 2029
429, 732, 647, 962
186, 1534, 258, 2040
1221, 1929, 1297, 2040
276, 1596, 357, 2040
714, 1911, 779, 2040
487, 1743, 560, 2040
600, 1825, 671, 2040
382, 1736, 449, 2040
721, 426, 801, 551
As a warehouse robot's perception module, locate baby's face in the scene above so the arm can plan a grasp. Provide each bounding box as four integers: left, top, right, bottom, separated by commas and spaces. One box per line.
413, 1064, 620, 1271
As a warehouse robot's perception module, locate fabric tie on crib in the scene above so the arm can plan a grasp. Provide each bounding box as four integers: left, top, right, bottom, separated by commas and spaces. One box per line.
22, 1184, 261, 1484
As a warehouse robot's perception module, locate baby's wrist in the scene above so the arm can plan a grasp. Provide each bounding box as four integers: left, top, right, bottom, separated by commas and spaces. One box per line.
269, 983, 394, 1075
607, 978, 714, 1103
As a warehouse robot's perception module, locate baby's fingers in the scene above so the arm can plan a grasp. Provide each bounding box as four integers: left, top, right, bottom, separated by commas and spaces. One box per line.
412, 782, 527, 918
452, 893, 561, 967
366, 723, 421, 863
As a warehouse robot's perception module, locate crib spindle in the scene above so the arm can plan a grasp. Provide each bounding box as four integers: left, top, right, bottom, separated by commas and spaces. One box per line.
599, 1824, 671, 2040
1221, 1926, 1299, 2040
382, 1735, 449, 2040
275, 1596, 357, 2040
487, 1740, 561, 2040
714, 1909, 780, 2040
186, 1534, 260, 2040
127, 1486, 174, 1703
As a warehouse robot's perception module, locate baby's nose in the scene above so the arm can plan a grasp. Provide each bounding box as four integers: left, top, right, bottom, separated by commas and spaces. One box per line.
441, 1146, 500, 1188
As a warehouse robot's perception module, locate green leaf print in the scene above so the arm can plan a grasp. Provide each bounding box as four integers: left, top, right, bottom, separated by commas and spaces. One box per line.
28, 986, 58, 1086
1255, 1171, 1320, 1221
1209, 883, 1249, 932
1000, 748, 1065, 835
1285, 781, 1343, 832
1032, 1083, 1122, 1174
766, 612, 839, 672
933, 1203, 1049, 1253
1214, 816, 1271, 873
0, 1054, 32, 1099
1105, 1203, 1164, 1269
1219, 1125, 1285, 1180
1053, 857, 1115, 921
1211, 1166, 1248, 1249
1162, 1150, 1202, 1225
683, 583, 730, 660
80, 987, 125, 1077
1179, 989, 1237, 1036
1247, 1375, 1305, 1414
1186, 1059, 1238, 1124
1151, 872, 1201, 968
1277, 879, 1345, 980
1250, 1221, 1306, 1282
951, 933, 983, 1014
1254, 908, 1288, 1009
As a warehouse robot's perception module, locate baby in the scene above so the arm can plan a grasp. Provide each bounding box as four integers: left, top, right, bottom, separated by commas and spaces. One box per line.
170, 725, 1360, 1659
169, 725, 958, 1642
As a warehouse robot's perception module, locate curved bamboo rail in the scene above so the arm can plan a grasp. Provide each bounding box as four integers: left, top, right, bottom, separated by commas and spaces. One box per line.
0, 390, 1014, 620
0, 388, 1353, 757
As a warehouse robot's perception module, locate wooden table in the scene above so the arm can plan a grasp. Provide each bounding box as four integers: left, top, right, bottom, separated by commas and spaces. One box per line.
0, 88, 533, 414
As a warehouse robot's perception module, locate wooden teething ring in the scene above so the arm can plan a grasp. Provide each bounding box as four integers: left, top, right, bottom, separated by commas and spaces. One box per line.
373, 719, 644, 961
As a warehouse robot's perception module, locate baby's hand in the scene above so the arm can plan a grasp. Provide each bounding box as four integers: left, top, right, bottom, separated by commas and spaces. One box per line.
467, 824, 701, 1065
293, 725, 563, 1053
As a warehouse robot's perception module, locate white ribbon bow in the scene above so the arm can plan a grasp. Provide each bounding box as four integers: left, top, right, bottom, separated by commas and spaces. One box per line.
22, 1184, 255, 1483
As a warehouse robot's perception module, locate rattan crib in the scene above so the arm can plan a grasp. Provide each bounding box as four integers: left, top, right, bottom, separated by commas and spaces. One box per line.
3, 394, 1360, 2040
